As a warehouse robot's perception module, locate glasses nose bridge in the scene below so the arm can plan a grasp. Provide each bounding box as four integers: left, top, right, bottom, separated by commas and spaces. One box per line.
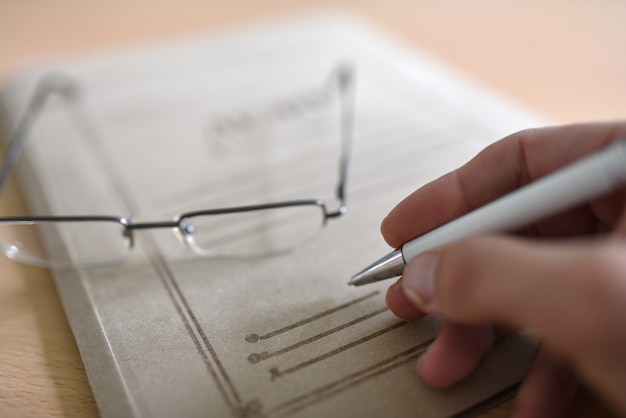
125, 219, 182, 246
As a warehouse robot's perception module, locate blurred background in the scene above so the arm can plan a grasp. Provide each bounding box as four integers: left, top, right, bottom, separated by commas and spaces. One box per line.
1, 0, 625, 123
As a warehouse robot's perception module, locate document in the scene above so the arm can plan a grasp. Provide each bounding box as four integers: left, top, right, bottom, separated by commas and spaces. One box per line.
0, 11, 545, 417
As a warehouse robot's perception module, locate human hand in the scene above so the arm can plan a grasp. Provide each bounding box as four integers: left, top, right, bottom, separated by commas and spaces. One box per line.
383, 122, 626, 417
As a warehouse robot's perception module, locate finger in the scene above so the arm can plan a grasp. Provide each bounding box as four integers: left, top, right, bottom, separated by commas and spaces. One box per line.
514, 349, 578, 418
381, 121, 626, 248
385, 278, 425, 320
400, 235, 626, 409
417, 322, 496, 389
400, 236, 624, 350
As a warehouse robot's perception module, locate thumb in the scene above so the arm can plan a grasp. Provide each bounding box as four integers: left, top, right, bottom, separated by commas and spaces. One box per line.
400, 236, 626, 361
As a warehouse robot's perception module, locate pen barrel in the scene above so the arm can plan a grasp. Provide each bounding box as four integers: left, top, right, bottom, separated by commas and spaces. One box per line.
402, 139, 626, 261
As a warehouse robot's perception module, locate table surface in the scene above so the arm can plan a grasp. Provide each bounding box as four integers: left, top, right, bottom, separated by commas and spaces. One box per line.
0, 1, 624, 416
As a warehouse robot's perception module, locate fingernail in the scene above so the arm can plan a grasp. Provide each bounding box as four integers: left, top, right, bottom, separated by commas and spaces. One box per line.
401, 253, 438, 307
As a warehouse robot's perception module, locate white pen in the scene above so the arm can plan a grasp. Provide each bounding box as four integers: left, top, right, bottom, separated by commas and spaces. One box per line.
349, 139, 626, 286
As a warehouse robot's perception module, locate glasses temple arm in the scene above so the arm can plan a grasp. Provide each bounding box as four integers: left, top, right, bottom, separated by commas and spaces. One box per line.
0, 74, 79, 194
327, 63, 355, 218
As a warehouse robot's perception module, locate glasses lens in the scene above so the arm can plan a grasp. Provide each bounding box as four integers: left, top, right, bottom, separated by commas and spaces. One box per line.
0, 219, 130, 268
180, 204, 325, 256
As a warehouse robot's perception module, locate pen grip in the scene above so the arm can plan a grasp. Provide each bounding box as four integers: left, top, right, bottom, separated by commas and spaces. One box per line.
402, 139, 626, 261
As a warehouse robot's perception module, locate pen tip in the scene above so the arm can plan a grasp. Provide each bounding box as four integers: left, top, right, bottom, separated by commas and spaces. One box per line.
348, 250, 406, 286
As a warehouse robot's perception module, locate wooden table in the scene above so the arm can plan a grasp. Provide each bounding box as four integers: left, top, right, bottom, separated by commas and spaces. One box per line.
0, 1, 624, 416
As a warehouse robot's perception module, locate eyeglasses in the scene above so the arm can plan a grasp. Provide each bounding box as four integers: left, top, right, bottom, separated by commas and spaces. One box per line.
0, 65, 355, 268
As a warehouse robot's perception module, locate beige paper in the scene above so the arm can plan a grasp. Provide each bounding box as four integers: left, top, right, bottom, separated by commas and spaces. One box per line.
0, 11, 546, 417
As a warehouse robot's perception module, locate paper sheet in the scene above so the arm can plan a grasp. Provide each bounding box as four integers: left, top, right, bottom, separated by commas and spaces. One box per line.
0, 11, 546, 417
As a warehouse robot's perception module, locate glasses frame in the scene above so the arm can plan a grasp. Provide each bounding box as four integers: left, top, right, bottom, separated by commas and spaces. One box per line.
0, 65, 355, 267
